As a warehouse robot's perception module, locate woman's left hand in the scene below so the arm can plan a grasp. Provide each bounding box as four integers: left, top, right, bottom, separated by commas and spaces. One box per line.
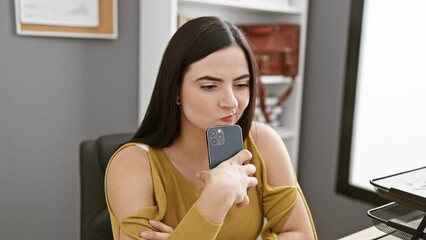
140, 220, 174, 239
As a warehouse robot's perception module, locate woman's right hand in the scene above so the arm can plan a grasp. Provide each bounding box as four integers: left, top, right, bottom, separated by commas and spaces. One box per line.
195, 149, 258, 223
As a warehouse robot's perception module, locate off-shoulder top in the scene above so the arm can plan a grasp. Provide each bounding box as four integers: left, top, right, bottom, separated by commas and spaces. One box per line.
105, 133, 317, 239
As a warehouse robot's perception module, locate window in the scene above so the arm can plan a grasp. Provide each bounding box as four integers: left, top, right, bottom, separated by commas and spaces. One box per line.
337, 0, 426, 204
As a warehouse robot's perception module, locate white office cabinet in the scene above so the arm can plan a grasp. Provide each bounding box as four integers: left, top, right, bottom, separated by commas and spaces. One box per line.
139, 0, 309, 171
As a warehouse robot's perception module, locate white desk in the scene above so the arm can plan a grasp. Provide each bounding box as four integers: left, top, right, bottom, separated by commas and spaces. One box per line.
338, 226, 400, 240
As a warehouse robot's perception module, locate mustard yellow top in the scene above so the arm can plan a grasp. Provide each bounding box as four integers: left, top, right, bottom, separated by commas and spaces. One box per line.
105, 134, 317, 239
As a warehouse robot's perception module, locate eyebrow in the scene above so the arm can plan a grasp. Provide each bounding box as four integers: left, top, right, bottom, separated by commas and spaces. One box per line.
195, 74, 250, 82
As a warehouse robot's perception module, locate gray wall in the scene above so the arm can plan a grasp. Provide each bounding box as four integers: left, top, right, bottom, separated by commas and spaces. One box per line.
298, 0, 376, 239
0, 1, 139, 239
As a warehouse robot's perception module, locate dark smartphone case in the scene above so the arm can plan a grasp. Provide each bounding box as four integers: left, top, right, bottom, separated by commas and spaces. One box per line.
206, 125, 244, 169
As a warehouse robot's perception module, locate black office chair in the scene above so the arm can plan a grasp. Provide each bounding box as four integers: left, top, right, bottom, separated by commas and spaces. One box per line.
80, 133, 133, 240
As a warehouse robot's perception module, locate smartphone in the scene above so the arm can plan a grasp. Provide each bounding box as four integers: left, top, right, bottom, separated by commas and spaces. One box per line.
206, 125, 244, 169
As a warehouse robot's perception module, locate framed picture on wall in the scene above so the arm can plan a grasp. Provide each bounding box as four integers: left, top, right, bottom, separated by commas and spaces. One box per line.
14, 0, 118, 39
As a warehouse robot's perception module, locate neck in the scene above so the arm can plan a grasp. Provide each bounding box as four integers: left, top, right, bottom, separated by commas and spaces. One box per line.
167, 125, 208, 164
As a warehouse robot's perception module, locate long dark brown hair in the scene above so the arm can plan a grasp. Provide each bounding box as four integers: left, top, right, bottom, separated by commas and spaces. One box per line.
133, 16, 258, 147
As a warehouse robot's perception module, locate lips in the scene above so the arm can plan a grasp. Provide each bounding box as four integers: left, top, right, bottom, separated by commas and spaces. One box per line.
220, 114, 236, 123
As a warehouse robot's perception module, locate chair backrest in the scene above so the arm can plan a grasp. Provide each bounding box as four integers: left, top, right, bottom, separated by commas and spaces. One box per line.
80, 133, 133, 240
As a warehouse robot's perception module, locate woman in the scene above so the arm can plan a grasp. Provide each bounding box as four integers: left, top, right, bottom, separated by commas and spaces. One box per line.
105, 16, 317, 240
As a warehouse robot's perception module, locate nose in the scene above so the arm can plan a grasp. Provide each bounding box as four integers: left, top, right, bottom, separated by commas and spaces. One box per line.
219, 88, 238, 109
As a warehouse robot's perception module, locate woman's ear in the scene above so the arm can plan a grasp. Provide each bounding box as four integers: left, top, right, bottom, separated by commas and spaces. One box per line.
176, 91, 181, 105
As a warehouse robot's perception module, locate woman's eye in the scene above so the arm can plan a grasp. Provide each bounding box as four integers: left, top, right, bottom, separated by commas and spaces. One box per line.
201, 85, 217, 91
234, 82, 249, 89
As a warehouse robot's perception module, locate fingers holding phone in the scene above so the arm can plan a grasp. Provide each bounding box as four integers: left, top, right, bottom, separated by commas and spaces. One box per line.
199, 149, 257, 206
195, 130, 258, 224
228, 148, 252, 166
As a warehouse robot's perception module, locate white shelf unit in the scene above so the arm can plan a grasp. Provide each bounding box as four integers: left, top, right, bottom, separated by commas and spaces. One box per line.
179, 0, 301, 14
261, 75, 293, 85
139, 0, 309, 171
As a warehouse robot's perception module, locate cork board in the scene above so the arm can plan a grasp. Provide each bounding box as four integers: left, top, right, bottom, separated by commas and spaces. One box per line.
15, 0, 117, 39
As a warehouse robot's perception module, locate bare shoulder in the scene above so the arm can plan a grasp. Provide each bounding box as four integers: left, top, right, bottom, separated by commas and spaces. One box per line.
250, 122, 295, 186
105, 144, 154, 221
